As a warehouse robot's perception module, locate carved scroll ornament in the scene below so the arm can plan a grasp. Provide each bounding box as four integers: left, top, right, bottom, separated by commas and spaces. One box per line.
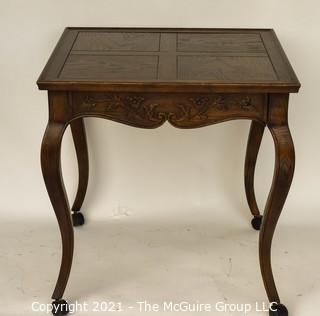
73, 93, 265, 128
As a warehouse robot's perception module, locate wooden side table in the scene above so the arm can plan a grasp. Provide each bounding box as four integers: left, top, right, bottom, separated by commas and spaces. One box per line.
37, 28, 300, 316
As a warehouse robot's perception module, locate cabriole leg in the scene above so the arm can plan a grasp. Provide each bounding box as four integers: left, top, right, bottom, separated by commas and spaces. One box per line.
70, 118, 89, 227
41, 118, 73, 315
259, 94, 295, 316
244, 120, 266, 230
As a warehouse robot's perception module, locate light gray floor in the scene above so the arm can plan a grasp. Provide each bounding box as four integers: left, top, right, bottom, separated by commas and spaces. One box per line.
1, 210, 319, 315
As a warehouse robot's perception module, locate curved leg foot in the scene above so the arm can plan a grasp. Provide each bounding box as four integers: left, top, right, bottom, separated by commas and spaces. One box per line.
41, 121, 74, 300
70, 118, 89, 226
52, 299, 69, 316
269, 303, 288, 316
245, 120, 265, 230
251, 215, 262, 230
259, 121, 295, 308
72, 212, 85, 226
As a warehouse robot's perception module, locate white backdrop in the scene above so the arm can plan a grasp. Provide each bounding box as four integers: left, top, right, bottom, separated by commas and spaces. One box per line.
0, 1, 319, 315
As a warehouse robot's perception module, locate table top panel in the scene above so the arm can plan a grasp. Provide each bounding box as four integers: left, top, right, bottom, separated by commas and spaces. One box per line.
37, 28, 300, 93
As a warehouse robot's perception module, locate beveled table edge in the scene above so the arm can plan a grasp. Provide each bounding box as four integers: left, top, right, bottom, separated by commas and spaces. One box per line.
37, 81, 300, 93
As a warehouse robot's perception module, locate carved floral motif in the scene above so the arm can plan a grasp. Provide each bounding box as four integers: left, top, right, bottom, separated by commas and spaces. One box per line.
82, 94, 122, 111
77, 93, 262, 127
240, 96, 256, 111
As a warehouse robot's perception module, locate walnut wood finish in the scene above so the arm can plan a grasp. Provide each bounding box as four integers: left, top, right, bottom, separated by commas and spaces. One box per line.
260, 94, 295, 304
38, 28, 300, 313
70, 118, 89, 213
38, 28, 300, 93
245, 120, 266, 217
40, 93, 74, 299
71, 92, 267, 128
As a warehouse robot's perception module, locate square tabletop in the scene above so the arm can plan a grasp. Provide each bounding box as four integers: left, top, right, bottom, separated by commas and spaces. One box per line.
37, 28, 300, 93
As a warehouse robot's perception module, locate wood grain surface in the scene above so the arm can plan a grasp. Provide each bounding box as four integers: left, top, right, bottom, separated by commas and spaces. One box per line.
37, 28, 300, 93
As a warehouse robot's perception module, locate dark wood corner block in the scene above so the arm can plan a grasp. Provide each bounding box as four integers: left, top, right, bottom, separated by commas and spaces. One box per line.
38, 28, 300, 316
